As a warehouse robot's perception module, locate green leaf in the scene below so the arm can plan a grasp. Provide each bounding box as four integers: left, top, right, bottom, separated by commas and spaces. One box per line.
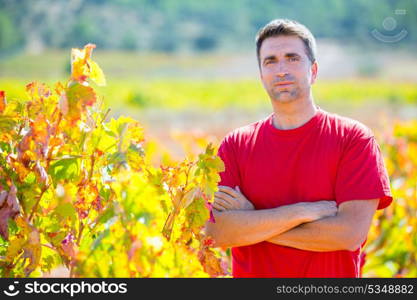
97, 206, 115, 225
55, 202, 76, 218
49, 158, 79, 182
0, 141, 11, 153
0, 115, 17, 131
42, 255, 55, 272
91, 228, 110, 251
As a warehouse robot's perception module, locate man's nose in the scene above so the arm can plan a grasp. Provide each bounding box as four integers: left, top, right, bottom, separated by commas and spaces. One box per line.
275, 71, 288, 77
275, 62, 289, 77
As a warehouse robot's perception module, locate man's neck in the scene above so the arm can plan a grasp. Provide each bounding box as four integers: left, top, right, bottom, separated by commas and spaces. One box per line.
271, 98, 317, 130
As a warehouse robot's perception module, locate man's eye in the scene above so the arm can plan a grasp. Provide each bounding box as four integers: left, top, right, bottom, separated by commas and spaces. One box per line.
289, 57, 299, 62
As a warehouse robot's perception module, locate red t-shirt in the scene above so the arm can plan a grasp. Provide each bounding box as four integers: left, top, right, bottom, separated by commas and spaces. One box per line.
217, 106, 392, 278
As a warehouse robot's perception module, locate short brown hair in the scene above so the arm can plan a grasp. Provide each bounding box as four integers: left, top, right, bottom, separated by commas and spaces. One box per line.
256, 19, 317, 65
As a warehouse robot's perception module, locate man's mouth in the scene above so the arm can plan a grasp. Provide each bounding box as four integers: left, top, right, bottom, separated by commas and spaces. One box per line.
274, 81, 294, 87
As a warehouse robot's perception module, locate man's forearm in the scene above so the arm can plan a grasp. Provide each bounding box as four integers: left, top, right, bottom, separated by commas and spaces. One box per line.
267, 199, 379, 252
205, 204, 309, 248
267, 214, 355, 251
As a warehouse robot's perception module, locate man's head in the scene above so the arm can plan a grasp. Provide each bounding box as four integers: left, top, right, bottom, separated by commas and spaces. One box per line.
256, 19, 318, 104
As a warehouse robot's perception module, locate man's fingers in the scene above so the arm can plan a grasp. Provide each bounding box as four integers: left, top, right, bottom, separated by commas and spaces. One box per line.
212, 196, 233, 211
213, 196, 233, 210
212, 202, 225, 211
212, 207, 223, 213
214, 191, 236, 206
218, 185, 240, 198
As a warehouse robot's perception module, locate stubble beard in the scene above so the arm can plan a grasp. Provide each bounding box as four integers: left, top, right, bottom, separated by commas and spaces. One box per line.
270, 86, 300, 103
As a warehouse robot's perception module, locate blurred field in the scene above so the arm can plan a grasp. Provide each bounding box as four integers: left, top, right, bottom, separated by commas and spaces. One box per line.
2, 78, 415, 108
2, 44, 417, 80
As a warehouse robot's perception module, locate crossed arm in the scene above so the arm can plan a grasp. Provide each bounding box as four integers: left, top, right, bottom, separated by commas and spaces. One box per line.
205, 186, 379, 252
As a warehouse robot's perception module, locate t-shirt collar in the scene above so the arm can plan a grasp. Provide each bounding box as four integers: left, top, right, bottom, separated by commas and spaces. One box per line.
266, 105, 324, 137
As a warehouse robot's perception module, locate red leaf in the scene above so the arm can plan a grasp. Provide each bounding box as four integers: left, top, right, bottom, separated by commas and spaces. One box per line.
0, 190, 7, 207
61, 233, 77, 260
204, 200, 216, 223
198, 247, 224, 277
16, 134, 34, 167
25, 82, 51, 99
0, 90, 6, 113
203, 237, 215, 247
0, 184, 21, 240
26, 82, 36, 95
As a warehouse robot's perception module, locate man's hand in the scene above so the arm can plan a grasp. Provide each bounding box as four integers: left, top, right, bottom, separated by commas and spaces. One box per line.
213, 185, 254, 211
295, 201, 338, 222
267, 199, 379, 251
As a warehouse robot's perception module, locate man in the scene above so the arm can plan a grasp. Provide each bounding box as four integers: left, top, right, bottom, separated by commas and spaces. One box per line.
205, 19, 392, 278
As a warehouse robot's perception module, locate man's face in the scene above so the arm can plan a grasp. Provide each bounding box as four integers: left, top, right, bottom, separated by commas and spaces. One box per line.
259, 35, 317, 104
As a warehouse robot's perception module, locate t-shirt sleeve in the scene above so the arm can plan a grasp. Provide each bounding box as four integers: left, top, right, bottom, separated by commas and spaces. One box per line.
335, 135, 392, 210
217, 135, 241, 189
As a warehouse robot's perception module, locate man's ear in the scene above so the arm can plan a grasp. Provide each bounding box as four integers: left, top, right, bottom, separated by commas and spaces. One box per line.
310, 61, 318, 85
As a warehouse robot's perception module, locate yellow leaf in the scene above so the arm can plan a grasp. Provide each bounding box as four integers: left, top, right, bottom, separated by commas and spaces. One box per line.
183, 187, 201, 209
88, 60, 106, 86
6, 235, 26, 263
23, 229, 42, 276
70, 44, 99, 84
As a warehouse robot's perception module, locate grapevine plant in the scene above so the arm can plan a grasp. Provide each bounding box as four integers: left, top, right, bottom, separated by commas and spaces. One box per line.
0, 44, 228, 278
